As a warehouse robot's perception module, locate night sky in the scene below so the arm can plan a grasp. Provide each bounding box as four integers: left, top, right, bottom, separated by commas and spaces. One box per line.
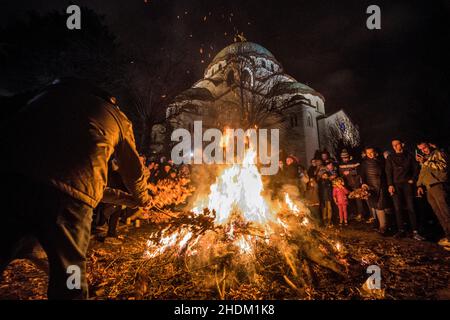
1, 0, 449, 149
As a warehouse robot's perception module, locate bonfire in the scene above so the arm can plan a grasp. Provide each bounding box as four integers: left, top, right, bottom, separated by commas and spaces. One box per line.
143, 148, 348, 299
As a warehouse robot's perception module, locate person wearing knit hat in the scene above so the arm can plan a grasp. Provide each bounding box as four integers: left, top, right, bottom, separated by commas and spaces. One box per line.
340, 149, 351, 160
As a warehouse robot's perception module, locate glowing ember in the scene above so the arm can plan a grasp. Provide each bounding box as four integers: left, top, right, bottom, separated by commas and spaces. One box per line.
236, 235, 252, 254
178, 231, 193, 249
277, 217, 289, 230
145, 229, 194, 258
284, 193, 300, 214
145, 230, 179, 258
228, 222, 235, 239
301, 217, 310, 226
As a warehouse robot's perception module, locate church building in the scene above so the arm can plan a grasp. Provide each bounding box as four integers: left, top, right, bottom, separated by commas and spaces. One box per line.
160, 42, 359, 165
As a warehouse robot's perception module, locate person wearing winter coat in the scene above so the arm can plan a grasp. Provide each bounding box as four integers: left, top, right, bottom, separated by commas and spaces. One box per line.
416, 142, 450, 250
0, 79, 151, 299
318, 172, 333, 227
360, 147, 389, 235
338, 149, 365, 221
385, 139, 424, 240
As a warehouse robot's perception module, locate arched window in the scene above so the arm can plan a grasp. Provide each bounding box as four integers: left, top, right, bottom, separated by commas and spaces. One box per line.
290, 114, 298, 128
226, 71, 235, 86
241, 69, 253, 87
289, 95, 304, 104
306, 112, 313, 127
270, 100, 276, 111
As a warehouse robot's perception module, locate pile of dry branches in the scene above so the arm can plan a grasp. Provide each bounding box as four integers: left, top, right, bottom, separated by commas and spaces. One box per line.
119, 206, 352, 300
145, 178, 195, 220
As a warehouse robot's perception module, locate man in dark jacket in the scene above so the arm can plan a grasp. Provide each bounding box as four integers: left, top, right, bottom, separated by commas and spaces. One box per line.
360, 147, 389, 234
279, 156, 301, 203
0, 79, 151, 299
385, 139, 424, 240
283, 156, 299, 185
318, 171, 333, 227
338, 149, 365, 221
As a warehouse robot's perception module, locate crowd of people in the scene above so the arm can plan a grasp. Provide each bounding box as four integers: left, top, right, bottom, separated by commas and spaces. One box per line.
0, 79, 448, 299
271, 139, 449, 251
93, 155, 192, 238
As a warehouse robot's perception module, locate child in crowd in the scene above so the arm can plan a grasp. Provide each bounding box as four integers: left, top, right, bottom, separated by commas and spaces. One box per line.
333, 177, 350, 226
319, 172, 333, 227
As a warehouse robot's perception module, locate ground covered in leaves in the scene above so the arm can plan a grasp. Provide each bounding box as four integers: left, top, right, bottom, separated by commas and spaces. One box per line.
1, 219, 449, 300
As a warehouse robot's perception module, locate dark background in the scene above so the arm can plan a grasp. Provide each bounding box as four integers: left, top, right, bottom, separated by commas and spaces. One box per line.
1, 0, 449, 151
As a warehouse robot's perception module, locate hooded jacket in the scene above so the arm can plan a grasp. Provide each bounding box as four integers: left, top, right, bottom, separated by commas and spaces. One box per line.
417, 149, 448, 188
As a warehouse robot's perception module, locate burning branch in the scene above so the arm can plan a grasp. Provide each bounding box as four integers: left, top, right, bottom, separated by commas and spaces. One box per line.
138, 148, 348, 299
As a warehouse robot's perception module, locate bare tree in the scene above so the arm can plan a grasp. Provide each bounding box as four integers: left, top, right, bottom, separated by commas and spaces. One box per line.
123, 44, 191, 154
221, 54, 310, 131
323, 113, 360, 156
0, 9, 124, 93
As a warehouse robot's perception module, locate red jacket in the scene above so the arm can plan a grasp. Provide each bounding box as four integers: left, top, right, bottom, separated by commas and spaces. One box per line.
333, 186, 349, 205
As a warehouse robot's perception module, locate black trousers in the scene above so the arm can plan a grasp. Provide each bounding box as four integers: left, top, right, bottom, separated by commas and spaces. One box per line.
307, 205, 321, 225
103, 204, 122, 237
0, 174, 92, 299
349, 198, 365, 217
391, 182, 418, 231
